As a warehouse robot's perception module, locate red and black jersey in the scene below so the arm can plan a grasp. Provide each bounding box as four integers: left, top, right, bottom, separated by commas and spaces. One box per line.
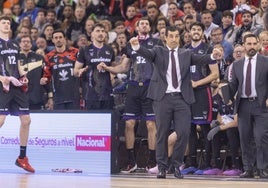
43, 47, 80, 104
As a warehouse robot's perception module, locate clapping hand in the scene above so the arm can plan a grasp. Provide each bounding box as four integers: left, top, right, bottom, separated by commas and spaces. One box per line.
77, 66, 89, 77
97, 62, 106, 72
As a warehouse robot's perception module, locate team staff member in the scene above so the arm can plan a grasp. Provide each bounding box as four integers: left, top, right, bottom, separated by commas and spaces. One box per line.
99, 17, 164, 173
0, 16, 35, 173
74, 23, 115, 110
18, 35, 47, 110
40, 30, 80, 110
129, 26, 222, 179
222, 34, 268, 179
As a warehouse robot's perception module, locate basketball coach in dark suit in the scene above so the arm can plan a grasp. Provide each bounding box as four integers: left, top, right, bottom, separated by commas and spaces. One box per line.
222, 34, 268, 179
129, 26, 223, 179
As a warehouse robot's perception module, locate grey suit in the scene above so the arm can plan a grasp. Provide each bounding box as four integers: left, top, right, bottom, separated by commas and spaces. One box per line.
228, 54, 268, 170
136, 45, 213, 170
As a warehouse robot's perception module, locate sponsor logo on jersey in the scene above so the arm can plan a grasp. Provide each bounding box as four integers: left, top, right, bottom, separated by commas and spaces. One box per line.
91, 57, 111, 63
1, 49, 18, 54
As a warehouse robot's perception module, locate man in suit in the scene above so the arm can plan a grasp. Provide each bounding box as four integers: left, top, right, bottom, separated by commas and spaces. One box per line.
129, 26, 223, 179
222, 33, 268, 179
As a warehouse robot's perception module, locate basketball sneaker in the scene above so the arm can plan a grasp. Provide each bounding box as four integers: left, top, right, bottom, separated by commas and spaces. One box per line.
15, 157, 35, 173
120, 163, 137, 173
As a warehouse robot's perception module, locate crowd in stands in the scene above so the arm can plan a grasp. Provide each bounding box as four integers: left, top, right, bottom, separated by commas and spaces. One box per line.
1, 0, 268, 177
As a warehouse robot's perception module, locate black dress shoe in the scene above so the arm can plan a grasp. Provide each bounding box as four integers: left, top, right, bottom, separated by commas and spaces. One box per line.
174, 167, 184, 179
167, 165, 175, 174
157, 169, 166, 179
239, 170, 254, 178
259, 169, 268, 179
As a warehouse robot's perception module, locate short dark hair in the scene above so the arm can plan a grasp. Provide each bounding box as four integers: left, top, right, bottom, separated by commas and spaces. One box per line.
92, 23, 105, 31
136, 17, 151, 27
222, 10, 233, 18
241, 10, 253, 17
201, 9, 212, 16
190, 22, 205, 32
114, 20, 124, 28
165, 26, 179, 36
184, 14, 194, 21
0, 15, 12, 23
19, 35, 32, 43
52, 30, 66, 38
243, 33, 258, 43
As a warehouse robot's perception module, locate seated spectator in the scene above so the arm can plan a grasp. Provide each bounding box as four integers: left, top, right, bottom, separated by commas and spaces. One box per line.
19, 0, 39, 24
11, 3, 22, 23
40, 24, 55, 52
33, 9, 47, 33
231, 0, 251, 26
66, 6, 86, 47
83, 18, 95, 42
233, 10, 260, 46
60, 5, 75, 33
57, 0, 76, 21
45, 9, 61, 30
35, 36, 49, 54
166, 2, 185, 26
159, 0, 178, 18
258, 30, 268, 56
114, 20, 131, 40
221, 10, 239, 45
203, 80, 242, 176
124, 5, 142, 37
224, 44, 245, 82
86, 0, 108, 20
206, 0, 222, 26
74, 34, 89, 49
132, 0, 162, 16
152, 17, 169, 39
252, 0, 268, 30
201, 10, 219, 39
182, 1, 201, 22
146, 4, 163, 35
210, 27, 234, 63
99, 19, 117, 44
184, 14, 195, 32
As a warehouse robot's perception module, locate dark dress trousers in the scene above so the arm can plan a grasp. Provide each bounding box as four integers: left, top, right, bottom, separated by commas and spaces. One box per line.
228, 55, 268, 171
136, 45, 214, 170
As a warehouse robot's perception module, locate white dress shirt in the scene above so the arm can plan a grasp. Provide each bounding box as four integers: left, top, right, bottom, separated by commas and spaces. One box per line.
166, 47, 181, 93
241, 55, 257, 98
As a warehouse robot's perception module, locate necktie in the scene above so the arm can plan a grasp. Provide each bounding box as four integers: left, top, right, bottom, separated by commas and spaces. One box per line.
171, 50, 178, 88
245, 58, 252, 96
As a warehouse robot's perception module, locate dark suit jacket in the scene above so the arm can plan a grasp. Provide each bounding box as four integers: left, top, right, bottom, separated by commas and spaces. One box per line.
228, 54, 268, 113
136, 45, 213, 104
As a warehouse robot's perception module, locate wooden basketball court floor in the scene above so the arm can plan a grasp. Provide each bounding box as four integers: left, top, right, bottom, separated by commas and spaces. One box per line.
1, 171, 268, 188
